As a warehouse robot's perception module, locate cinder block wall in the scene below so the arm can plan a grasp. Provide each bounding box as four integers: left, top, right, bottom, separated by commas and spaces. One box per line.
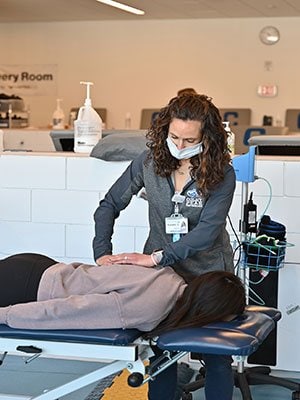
1, 153, 300, 371
0, 153, 149, 263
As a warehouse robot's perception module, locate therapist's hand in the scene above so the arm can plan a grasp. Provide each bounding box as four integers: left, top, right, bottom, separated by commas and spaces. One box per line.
109, 252, 155, 268
96, 255, 114, 266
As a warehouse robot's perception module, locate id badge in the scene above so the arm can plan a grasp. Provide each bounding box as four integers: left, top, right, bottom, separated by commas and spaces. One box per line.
165, 214, 188, 234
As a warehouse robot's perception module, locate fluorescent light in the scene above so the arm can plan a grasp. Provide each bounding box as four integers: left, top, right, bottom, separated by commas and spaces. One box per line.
96, 0, 145, 15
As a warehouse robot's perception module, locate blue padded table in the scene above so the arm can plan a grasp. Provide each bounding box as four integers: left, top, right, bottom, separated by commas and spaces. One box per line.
0, 324, 141, 345
0, 307, 278, 400
157, 311, 274, 356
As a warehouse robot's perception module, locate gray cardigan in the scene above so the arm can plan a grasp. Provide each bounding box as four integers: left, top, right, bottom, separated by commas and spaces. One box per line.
0, 262, 186, 331
93, 150, 236, 282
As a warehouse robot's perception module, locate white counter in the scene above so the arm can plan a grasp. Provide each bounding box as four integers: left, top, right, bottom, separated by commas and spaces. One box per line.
0, 151, 300, 372
0, 129, 56, 152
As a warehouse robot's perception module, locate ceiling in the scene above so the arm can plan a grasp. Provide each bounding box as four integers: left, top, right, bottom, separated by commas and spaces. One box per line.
1, 0, 300, 23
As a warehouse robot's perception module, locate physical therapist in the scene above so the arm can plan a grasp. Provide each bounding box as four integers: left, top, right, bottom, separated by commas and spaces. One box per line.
93, 93, 236, 400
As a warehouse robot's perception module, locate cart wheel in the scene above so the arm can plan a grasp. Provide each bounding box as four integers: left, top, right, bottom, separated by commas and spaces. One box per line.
127, 372, 144, 387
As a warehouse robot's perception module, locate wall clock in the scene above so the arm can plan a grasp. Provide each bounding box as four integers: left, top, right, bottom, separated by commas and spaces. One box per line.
259, 26, 280, 45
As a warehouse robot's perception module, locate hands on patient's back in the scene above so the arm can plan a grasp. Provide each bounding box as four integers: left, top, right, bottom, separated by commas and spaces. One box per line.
96, 253, 154, 268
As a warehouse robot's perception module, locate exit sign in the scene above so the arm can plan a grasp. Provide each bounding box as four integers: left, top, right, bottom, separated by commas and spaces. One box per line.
257, 85, 278, 97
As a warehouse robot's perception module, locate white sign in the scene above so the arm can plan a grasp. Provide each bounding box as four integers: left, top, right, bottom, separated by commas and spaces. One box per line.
257, 84, 278, 97
0, 64, 57, 96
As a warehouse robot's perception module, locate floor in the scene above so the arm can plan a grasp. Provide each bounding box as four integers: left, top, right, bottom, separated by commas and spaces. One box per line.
179, 363, 300, 400
0, 355, 99, 399
0, 355, 299, 399
188, 371, 300, 400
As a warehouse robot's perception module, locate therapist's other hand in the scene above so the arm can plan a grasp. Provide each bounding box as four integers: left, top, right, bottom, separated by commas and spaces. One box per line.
96, 255, 114, 266
109, 253, 155, 268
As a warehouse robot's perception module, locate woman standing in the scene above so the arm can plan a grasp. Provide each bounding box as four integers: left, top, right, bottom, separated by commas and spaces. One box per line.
93, 94, 235, 281
93, 93, 236, 399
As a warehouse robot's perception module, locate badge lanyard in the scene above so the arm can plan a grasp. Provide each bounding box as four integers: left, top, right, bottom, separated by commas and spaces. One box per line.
165, 193, 188, 242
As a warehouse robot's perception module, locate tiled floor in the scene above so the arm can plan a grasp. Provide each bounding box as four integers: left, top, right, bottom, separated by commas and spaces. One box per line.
189, 368, 300, 400
0, 354, 299, 399
0, 355, 100, 399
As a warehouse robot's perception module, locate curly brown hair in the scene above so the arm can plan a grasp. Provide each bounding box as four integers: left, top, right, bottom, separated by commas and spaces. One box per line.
146, 94, 231, 195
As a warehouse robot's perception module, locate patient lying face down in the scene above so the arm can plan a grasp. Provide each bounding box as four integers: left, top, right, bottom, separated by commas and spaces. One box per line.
0, 253, 245, 333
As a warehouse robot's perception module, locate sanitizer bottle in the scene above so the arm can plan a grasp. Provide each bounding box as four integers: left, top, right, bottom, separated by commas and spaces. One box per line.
125, 112, 131, 129
74, 81, 102, 154
52, 99, 65, 130
223, 121, 235, 156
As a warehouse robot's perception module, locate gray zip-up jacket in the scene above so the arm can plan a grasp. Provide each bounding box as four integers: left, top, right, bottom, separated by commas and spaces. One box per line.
93, 150, 236, 282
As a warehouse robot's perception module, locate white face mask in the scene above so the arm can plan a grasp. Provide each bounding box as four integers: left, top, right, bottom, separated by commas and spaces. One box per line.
166, 137, 203, 160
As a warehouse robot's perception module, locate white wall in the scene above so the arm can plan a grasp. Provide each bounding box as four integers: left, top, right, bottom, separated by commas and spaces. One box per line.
1, 17, 300, 129
0, 153, 149, 264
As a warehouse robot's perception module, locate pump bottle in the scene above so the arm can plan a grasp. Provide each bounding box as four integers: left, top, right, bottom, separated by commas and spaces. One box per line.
52, 99, 65, 130
125, 112, 131, 129
74, 82, 102, 154
223, 121, 235, 156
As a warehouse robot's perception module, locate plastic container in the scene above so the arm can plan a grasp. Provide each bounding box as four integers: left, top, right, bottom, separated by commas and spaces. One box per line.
125, 112, 131, 129
0, 130, 3, 152
69, 110, 77, 129
275, 114, 282, 127
74, 81, 102, 154
52, 99, 65, 130
223, 121, 235, 156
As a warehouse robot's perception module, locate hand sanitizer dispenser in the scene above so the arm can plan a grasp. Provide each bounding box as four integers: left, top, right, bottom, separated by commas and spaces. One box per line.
52, 99, 65, 130
74, 81, 102, 154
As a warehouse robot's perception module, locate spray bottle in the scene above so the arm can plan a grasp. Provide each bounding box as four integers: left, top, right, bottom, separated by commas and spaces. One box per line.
223, 121, 235, 156
52, 99, 65, 130
74, 81, 102, 153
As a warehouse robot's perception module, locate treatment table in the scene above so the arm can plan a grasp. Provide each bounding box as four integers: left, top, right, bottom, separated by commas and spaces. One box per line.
0, 306, 289, 400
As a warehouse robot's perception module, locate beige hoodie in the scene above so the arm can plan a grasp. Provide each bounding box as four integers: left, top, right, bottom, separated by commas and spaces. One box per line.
0, 263, 186, 331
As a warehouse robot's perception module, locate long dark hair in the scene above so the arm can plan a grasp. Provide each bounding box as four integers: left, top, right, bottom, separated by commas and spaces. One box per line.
146, 94, 231, 196
148, 271, 246, 338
